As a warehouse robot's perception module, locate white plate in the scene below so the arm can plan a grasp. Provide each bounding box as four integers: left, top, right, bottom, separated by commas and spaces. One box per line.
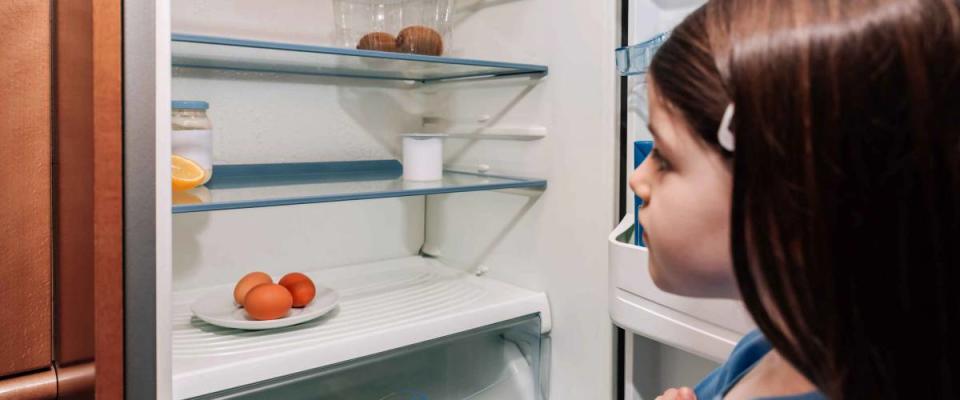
191, 285, 339, 330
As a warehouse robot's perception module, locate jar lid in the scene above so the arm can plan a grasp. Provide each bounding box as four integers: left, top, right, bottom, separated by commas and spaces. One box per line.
172, 100, 209, 110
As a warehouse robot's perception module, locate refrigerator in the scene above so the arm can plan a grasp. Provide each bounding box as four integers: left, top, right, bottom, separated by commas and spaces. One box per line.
122, 0, 752, 399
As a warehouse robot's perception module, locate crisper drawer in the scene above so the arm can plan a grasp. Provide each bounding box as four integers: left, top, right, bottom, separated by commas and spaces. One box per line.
189, 315, 543, 400
608, 215, 754, 362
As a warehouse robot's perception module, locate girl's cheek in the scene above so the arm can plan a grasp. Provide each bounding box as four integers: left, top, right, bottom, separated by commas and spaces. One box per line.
645, 230, 690, 295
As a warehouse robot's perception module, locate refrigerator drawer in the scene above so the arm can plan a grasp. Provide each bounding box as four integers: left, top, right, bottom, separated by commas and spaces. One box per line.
608, 215, 754, 362
187, 315, 543, 400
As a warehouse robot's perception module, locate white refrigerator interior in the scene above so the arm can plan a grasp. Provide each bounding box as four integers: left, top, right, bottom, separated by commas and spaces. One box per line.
613, 0, 755, 399
164, 0, 619, 399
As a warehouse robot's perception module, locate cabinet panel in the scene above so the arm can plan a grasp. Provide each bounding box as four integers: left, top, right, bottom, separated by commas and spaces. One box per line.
54, 0, 124, 399
0, 0, 54, 379
55, 0, 96, 366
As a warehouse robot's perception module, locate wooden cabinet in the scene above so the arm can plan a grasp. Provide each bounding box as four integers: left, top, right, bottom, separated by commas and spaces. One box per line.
0, 1, 122, 398
0, 0, 55, 381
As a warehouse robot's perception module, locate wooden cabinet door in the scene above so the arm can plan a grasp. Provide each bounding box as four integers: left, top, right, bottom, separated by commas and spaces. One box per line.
0, 1, 123, 399
0, 0, 55, 381
55, 0, 124, 398
52, 0, 124, 399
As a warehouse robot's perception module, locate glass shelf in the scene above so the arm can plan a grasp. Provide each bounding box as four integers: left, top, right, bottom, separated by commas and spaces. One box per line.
172, 33, 548, 83
172, 160, 547, 213
616, 32, 670, 76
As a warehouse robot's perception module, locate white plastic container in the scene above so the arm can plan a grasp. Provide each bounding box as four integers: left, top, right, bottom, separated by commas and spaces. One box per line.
402, 133, 446, 181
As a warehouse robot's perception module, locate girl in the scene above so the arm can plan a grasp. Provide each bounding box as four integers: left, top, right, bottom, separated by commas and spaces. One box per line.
630, 0, 960, 399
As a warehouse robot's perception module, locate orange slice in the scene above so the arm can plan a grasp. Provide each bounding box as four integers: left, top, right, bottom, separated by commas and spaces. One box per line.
172, 190, 202, 205
171, 155, 205, 192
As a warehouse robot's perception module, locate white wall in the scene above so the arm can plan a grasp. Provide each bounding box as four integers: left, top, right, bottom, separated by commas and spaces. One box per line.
172, 0, 337, 45
171, 69, 420, 165
172, 198, 424, 291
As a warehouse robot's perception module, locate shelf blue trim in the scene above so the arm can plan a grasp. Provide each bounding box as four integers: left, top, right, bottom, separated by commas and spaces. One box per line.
206, 160, 403, 188
172, 33, 548, 83
172, 160, 546, 214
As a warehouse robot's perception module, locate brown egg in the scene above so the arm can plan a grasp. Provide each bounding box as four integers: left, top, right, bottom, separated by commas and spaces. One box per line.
287, 281, 316, 308
279, 273, 316, 308
244, 284, 293, 320
233, 272, 272, 306
279, 272, 313, 289
396, 26, 443, 56
357, 32, 398, 52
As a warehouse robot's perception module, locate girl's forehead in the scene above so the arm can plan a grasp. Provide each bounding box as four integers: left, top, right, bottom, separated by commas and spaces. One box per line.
646, 84, 683, 150
646, 76, 718, 155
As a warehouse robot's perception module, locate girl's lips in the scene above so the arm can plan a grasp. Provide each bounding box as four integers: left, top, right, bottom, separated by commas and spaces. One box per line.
642, 231, 650, 244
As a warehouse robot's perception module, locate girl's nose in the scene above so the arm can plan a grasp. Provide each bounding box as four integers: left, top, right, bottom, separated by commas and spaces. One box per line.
629, 155, 654, 207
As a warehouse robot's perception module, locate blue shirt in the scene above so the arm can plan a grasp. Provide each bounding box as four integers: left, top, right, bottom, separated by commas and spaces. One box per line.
694, 330, 827, 400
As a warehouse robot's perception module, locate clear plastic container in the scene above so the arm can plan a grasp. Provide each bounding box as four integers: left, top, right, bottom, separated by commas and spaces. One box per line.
172, 100, 213, 184
333, 0, 453, 56
616, 32, 670, 76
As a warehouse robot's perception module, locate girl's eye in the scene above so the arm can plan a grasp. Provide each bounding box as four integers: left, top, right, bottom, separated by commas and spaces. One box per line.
651, 148, 670, 171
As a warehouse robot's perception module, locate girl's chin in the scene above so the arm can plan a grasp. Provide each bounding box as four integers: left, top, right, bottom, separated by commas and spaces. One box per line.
648, 257, 714, 298
646, 256, 675, 293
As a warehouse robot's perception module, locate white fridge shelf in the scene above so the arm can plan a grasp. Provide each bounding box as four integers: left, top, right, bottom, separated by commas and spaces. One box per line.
171, 256, 551, 399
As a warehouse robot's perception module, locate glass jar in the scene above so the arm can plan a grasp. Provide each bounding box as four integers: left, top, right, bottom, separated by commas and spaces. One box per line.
172, 100, 213, 184
333, 0, 453, 55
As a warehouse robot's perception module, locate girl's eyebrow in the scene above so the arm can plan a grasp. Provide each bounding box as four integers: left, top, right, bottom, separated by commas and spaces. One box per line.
647, 123, 674, 156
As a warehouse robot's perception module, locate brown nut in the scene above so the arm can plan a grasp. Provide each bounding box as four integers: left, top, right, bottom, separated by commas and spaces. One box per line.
396, 26, 443, 56
357, 32, 398, 52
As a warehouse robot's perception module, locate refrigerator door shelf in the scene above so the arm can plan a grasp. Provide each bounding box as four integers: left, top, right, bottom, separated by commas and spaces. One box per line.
609, 215, 754, 362
171, 256, 551, 399
615, 32, 670, 76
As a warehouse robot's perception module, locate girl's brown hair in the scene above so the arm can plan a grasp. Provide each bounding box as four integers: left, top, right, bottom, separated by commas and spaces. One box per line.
650, 0, 960, 398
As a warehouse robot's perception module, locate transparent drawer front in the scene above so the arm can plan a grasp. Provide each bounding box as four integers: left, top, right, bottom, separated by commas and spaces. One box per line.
190, 314, 543, 400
